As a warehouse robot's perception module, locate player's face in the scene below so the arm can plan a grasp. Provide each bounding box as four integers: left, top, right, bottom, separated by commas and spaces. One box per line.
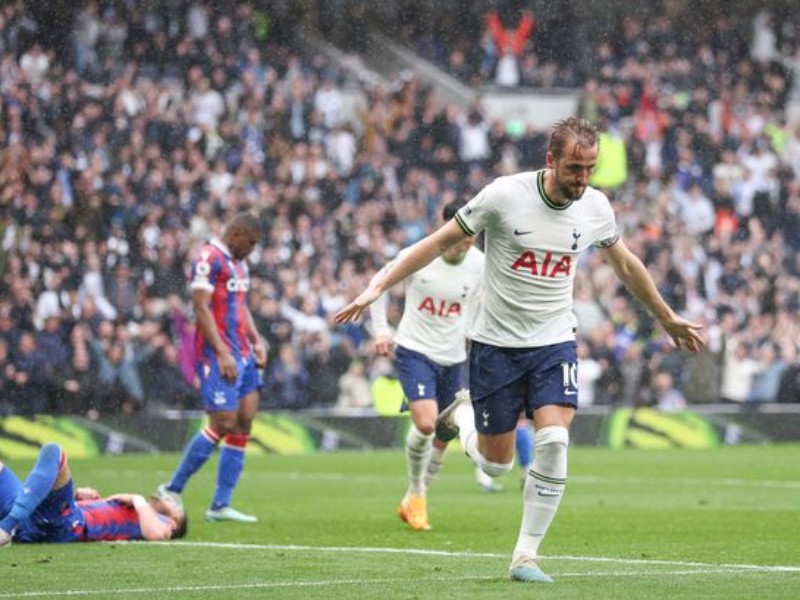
229, 230, 259, 260
547, 141, 598, 201
149, 494, 186, 538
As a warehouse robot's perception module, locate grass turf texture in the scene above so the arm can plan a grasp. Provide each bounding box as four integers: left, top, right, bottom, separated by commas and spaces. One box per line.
2, 444, 799, 599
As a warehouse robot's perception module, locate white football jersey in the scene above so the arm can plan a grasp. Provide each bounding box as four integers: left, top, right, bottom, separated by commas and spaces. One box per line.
455, 170, 619, 347
370, 246, 484, 365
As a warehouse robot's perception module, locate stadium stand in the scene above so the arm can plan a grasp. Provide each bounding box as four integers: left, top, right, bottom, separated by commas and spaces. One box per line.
0, 0, 798, 420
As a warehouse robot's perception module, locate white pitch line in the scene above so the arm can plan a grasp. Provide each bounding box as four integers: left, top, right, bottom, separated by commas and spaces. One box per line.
162, 541, 800, 573
88, 469, 800, 490
0, 568, 791, 599
0, 576, 487, 599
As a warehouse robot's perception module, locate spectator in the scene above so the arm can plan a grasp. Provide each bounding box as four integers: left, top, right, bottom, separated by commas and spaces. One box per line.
747, 343, 788, 403
678, 184, 717, 236
88, 322, 146, 415
138, 327, 200, 411
0, 339, 14, 416
576, 341, 602, 407
651, 371, 687, 412
8, 332, 50, 415
50, 343, 98, 416
0, 1, 796, 416
720, 341, 762, 403
336, 358, 372, 412
264, 343, 310, 409
105, 261, 139, 322
775, 344, 800, 403
486, 9, 534, 87
35, 316, 71, 375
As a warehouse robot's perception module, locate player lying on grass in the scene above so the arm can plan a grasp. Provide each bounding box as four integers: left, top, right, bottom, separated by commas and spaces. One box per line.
0, 443, 187, 546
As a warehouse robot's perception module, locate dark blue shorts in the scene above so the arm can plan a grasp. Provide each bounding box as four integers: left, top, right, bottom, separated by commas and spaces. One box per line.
0, 466, 82, 543
469, 340, 578, 434
395, 345, 466, 413
197, 354, 262, 412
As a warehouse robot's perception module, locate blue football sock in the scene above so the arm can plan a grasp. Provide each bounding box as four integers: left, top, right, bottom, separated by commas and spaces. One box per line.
211, 435, 247, 510
516, 423, 534, 470
0, 443, 61, 533
168, 428, 219, 493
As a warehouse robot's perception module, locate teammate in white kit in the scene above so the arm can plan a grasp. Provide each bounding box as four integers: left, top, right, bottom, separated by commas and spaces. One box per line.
336, 118, 704, 583
369, 199, 483, 531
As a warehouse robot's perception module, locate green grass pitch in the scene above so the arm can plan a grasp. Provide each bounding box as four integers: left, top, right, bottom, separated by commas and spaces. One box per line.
2, 444, 799, 599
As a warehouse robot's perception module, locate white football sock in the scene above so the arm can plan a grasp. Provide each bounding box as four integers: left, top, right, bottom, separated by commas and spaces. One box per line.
475, 466, 495, 488
513, 425, 569, 560
424, 445, 446, 487
453, 403, 474, 436
405, 425, 434, 497
456, 405, 514, 478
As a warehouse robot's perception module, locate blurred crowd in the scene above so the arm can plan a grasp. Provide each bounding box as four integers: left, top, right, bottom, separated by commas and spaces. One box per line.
1, 0, 799, 420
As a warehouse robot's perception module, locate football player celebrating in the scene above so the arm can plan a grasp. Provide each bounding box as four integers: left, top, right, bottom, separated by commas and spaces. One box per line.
368, 199, 483, 531
336, 118, 704, 583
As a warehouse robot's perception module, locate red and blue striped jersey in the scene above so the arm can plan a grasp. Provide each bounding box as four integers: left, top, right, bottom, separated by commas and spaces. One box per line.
190, 238, 252, 360
79, 499, 143, 541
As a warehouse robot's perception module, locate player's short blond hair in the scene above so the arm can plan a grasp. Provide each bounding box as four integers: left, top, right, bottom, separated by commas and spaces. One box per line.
548, 118, 599, 159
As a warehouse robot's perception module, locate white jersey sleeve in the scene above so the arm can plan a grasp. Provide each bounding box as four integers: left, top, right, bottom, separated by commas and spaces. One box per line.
456, 170, 618, 348
367, 258, 398, 337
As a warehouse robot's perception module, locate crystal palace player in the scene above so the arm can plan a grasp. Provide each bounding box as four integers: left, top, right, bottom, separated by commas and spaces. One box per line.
336, 118, 704, 583
0, 443, 186, 546
368, 199, 483, 531
159, 212, 268, 523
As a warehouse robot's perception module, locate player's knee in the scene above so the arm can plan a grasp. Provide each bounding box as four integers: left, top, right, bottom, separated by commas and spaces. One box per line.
534, 425, 569, 451
414, 420, 435, 436
533, 426, 569, 478
40, 443, 63, 465
475, 452, 514, 478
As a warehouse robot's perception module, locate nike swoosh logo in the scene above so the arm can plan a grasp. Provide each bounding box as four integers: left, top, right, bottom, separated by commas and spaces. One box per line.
513, 228, 534, 236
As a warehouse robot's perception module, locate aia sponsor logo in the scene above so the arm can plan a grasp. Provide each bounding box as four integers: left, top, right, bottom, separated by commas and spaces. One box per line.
417, 297, 462, 317
510, 250, 572, 277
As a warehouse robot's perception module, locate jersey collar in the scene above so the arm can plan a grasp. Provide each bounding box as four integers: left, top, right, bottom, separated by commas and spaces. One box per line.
209, 237, 234, 258
537, 170, 573, 211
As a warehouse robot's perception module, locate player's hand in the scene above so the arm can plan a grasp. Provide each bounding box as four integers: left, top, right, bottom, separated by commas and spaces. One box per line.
253, 338, 269, 368
334, 287, 382, 324
660, 316, 705, 353
374, 333, 394, 357
75, 487, 101, 501
217, 350, 238, 381
106, 493, 140, 507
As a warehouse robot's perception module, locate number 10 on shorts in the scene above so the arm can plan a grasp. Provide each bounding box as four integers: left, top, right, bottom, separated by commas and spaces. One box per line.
561, 362, 578, 396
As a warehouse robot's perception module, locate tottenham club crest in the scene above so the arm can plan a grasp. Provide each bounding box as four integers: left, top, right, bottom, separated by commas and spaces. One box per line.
571, 228, 581, 250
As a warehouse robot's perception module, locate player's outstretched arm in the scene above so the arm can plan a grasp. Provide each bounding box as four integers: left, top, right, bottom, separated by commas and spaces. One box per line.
107, 494, 176, 541
602, 239, 705, 353
335, 220, 469, 324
